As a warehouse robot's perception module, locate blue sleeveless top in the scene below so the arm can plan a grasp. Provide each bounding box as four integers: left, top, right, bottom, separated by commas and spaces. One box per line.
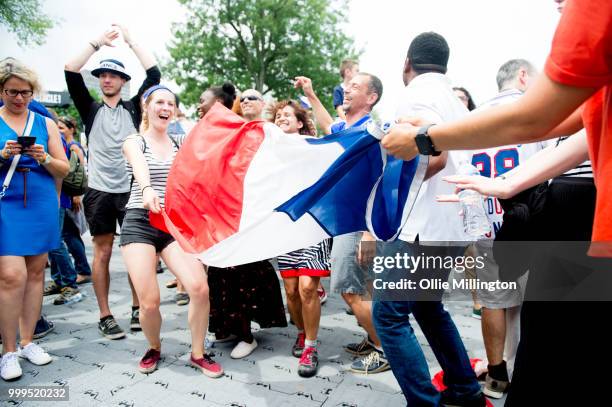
0, 111, 60, 255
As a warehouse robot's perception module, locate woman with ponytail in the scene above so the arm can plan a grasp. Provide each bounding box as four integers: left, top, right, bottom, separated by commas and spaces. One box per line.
121, 85, 222, 378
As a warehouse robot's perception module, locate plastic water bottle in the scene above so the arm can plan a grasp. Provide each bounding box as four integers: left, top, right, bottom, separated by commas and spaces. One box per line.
457, 162, 490, 237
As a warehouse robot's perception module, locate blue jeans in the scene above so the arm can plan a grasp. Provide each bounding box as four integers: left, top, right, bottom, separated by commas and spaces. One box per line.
372, 240, 481, 406
49, 208, 77, 288
63, 211, 91, 276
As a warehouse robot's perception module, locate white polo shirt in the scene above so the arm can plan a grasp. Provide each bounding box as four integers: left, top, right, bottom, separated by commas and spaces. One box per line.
395, 73, 470, 242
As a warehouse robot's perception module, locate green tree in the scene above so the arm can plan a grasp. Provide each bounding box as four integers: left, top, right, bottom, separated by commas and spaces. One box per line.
0, 0, 55, 46
166, 0, 359, 111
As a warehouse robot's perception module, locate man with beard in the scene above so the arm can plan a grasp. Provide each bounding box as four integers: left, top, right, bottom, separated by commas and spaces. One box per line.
64, 24, 160, 340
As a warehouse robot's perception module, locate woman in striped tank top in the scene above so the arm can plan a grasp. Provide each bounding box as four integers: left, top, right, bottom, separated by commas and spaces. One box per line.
120, 85, 222, 378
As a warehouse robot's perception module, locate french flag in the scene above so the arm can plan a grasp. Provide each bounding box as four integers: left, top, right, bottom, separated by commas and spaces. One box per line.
150, 103, 427, 267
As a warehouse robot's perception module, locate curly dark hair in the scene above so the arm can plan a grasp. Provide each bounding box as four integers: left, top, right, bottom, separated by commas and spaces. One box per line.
268, 100, 316, 136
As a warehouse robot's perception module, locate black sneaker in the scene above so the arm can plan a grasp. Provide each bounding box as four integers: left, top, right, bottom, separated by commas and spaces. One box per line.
441, 391, 488, 407
297, 346, 319, 378
33, 315, 54, 339
344, 337, 375, 356
483, 361, 509, 399
98, 316, 126, 340
43, 281, 60, 296
130, 309, 141, 331
53, 287, 83, 305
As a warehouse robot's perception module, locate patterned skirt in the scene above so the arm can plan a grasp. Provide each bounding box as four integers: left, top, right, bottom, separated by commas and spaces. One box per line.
277, 239, 332, 278
208, 260, 287, 338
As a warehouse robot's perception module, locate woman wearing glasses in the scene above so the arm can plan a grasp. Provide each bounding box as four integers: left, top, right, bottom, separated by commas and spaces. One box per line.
0, 59, 69, 381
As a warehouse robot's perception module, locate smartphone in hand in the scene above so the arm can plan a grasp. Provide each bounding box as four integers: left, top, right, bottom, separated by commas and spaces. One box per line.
17, 136, 36, 148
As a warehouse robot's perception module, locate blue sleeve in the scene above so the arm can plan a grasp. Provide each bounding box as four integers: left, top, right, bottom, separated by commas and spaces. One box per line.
332, 85, 344, 108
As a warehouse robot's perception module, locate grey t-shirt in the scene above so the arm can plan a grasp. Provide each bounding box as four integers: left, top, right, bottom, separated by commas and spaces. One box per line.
87, 104, 137, 193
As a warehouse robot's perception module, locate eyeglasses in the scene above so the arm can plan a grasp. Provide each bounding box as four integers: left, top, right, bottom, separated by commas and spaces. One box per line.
240, 95, 261, 103
3, 89, 34, 98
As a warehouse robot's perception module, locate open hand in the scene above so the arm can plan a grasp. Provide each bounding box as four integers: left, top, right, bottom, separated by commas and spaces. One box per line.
97, 28, 119, 47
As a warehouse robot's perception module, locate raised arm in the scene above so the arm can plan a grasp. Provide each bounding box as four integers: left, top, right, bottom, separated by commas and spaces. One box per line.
65, 28, 119, 73
294, 76, 335, 135
114, 24, 156, 71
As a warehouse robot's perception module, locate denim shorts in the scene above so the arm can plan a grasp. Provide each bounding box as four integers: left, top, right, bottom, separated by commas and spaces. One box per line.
330, 232, 372, 295
119, 209, 174, 253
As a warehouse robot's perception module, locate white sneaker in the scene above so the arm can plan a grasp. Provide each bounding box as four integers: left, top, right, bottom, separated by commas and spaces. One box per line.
18, 343, 52, 366
1, 352, 22, 381
230, 339, 258, 359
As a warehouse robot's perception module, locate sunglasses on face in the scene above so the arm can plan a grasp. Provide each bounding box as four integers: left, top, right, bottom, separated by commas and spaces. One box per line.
3, 89, 34, 98
240, 95, 261, 103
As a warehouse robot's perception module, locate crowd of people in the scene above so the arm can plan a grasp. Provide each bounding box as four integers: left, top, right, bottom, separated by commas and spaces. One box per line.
1, 0, 610, 406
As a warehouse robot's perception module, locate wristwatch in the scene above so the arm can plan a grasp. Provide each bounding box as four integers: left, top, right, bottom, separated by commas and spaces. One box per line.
414, 124, 441, 156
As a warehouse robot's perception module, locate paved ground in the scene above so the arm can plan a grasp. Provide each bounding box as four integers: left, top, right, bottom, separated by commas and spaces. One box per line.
1, 236, 505, 406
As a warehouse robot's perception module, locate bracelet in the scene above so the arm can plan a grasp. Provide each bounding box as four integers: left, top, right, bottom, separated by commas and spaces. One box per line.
39, 152, 52, 165
89, 41, 100, 51
141, 185, 153, 194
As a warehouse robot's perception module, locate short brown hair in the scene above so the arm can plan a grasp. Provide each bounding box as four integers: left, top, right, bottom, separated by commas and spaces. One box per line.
268, 100, 316, 136
339, 59, 358, 79
0, 58, 42, 94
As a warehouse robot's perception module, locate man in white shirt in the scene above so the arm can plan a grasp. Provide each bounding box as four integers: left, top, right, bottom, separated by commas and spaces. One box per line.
371, 32, 485, 407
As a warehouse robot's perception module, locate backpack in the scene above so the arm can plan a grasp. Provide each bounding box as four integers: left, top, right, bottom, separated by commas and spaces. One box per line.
62, 149, 88, 196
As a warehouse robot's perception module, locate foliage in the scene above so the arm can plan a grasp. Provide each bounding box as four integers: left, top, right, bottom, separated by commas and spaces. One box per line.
0, 0, 55, 46
165, 0, 359, 112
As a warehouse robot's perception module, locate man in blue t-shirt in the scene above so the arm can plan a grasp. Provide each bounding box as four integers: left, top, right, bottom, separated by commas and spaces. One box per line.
332, 59, 359, 121
294, 72, 389, 375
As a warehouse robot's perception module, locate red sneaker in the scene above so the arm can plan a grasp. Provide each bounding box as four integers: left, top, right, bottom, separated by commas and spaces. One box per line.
317, 285, 327, 304
191, 353, 223, 378
139, 348, 161, 374
292, 331, 306, 358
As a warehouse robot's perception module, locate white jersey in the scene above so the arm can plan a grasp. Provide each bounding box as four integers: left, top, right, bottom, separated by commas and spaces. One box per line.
467, 89, 548, 239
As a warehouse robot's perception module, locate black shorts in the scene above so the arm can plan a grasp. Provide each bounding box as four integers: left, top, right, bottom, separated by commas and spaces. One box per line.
119, 209, 174, 253
83, 188, 130, 236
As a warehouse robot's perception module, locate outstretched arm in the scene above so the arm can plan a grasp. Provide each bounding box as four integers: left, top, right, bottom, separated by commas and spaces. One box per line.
439, 132, 590, 201
382, 74, 596, 161
294, 76, 334, 135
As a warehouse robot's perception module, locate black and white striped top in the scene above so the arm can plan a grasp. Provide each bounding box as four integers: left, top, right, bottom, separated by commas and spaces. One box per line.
125, 133, 186, 210
556, 131, 593, 178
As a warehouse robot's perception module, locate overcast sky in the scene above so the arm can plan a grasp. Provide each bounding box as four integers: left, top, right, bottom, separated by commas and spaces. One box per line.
0, 0, 561, 119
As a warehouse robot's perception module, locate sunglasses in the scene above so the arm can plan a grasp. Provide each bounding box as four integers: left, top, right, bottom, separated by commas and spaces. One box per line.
240, 95, 262, 103
3, 89, 34, 98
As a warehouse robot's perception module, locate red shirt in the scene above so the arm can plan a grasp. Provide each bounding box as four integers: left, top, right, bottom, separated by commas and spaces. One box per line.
545, 0, 612, 257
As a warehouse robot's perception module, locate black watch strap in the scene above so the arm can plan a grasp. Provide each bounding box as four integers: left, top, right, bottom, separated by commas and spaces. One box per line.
415, 124, 440, 156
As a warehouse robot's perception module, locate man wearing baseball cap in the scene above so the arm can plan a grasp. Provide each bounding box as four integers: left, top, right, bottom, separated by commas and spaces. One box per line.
64, 24, 161, 340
